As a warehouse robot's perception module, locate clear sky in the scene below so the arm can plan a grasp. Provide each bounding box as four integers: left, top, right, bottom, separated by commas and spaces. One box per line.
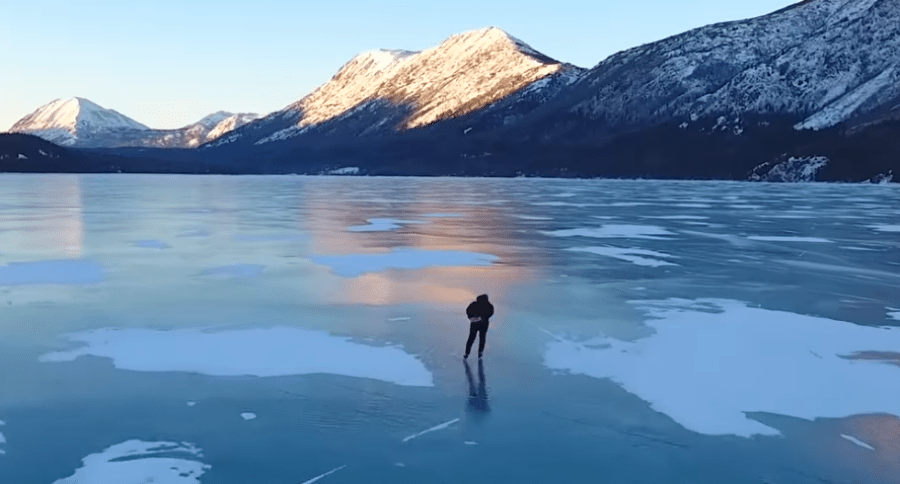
1, 0, 795, 131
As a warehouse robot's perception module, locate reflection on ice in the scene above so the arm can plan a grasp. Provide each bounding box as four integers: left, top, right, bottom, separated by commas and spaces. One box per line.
544, 298, 900, 437
0, 259, 103, 285
51, 440, 209, 484
568, 246, 678, 267
842, 414, 900, 467
464, 360, 490, 422
311, 248, 498, 277
870, 225, 900, 233
40, 327, 433, 386
0, 419, 5, 455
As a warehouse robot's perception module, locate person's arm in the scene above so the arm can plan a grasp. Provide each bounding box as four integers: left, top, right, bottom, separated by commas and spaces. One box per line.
487, 303, 494, 319
467, 303, 481, 322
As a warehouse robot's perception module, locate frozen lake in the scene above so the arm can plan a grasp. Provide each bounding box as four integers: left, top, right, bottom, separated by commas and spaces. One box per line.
0, 174, 898, 484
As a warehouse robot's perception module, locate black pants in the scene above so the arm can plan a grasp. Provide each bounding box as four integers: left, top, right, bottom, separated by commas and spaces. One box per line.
465, 321, 489, 355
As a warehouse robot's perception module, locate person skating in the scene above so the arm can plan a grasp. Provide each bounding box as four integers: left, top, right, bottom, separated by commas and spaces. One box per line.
464, 294, 494, 359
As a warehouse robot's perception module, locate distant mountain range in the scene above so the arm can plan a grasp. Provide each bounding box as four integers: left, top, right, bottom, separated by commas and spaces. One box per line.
3, 0, 898, 181
9, 97, 258, 148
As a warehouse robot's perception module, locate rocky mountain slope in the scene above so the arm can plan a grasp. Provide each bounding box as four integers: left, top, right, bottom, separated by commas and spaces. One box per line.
208, 27, 582, 148
532, 0, 900, 137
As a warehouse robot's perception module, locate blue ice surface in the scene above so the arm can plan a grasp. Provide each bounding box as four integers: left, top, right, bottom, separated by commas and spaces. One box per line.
0, 174, 897, 484
0, 259, 103, 285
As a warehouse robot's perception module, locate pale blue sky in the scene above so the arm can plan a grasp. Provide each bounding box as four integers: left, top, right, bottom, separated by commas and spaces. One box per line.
1, 0, 794, 131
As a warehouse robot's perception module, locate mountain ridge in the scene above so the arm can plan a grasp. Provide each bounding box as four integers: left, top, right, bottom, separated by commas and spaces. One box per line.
10, 97, 150, 146
4, 2, 898, 182
9, 98, 258, 148
210, 26, 577, 147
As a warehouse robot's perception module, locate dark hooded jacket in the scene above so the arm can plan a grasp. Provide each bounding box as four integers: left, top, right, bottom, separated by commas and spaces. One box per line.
466, 294, 494, 325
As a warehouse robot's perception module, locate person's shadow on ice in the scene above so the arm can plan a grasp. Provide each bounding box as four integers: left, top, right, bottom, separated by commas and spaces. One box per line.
464, 359, 490, 420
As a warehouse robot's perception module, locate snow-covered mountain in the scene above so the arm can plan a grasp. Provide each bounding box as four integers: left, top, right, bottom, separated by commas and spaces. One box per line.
548, 0, 900, 135
139, 112, 260, 148
6, 1, 897, 181
10, 97, 149, 146
209, 27, 580, 147
9, 99, 258, 148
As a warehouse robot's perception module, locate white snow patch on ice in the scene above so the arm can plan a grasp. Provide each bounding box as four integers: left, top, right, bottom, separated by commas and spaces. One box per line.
0, 419, 5, 455
870, 225, 900, 233
388, 317, 411, 322
568, 246, 678, 267
776, 260, 900, 281
423, 213, 464, 218
349, 218, 424, 232
542, 225, 675, 240
888, 309, 900, 321
240, 412, 256, 420
40, 326, 433, 387
133, 240, 170, 249
17, 154, 28, 160
0, 259, 103, 285
516, 215, 553, 221
196, 264, 265, 278
464, 441, 478, 445
300, 465, 346, 484
403, 418, 460, 442
841, 434, 876, 451
683, 231, 755, 248
544, 298, 900, 437
186, 401, 197, 407
311, 248, 498, 277
50, 440, 209, 484
746, 236, 832, 243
